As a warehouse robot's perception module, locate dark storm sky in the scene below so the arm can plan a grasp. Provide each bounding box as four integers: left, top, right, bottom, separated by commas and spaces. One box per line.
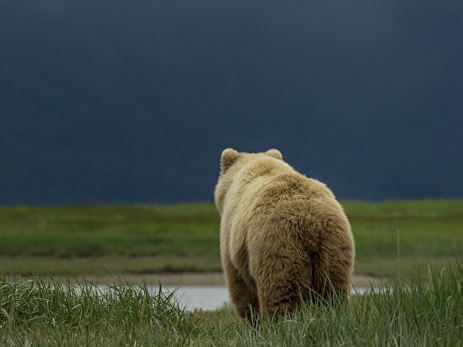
1, 0, 462, 205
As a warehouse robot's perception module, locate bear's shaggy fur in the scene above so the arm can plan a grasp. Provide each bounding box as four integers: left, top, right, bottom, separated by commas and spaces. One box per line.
214, 148, 355, 320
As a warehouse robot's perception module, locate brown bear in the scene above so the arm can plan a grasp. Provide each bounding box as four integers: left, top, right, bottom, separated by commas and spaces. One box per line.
214, 148, 355, 320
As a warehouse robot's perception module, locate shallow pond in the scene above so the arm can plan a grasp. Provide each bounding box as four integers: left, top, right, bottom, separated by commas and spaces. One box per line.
165, 286, 229, 311
94, 285, 372, 311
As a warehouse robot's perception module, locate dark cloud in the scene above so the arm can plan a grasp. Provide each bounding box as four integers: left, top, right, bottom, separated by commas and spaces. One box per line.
1, 0, 462, 204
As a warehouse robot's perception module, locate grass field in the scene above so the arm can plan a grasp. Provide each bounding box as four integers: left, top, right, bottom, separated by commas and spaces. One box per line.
1, 262, 462, 345
0, 200, 462, 277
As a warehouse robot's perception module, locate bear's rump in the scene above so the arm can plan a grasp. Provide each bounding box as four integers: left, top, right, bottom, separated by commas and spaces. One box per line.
247, 198, 352, 298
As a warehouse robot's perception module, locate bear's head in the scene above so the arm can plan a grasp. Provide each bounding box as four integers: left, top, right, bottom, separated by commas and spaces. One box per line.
215, 148, 283, 214
220, 148, 283, 174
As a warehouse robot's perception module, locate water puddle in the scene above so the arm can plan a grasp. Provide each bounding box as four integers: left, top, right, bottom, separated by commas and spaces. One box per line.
164, 286, 229, 311
92, 285, 375, 311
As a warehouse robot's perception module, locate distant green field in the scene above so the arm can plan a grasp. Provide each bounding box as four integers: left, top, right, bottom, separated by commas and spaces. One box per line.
0, 200, 462, 277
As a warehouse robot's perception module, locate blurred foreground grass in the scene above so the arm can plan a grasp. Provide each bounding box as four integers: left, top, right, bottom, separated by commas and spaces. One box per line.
0, 200, 462, 277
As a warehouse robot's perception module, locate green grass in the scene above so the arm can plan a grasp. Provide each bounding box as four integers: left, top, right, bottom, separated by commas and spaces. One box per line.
0, 203, 219, 256
1, 262, 462, 346
0, 200, 462, 277
0, 203, 222, 275
344, 200, 463, 277
0, 277, 193, 345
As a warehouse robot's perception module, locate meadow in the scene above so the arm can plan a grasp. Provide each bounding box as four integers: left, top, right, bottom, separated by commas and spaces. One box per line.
1, 262, 462, 345
0, 200, 462, 278
0, 200, 462, 345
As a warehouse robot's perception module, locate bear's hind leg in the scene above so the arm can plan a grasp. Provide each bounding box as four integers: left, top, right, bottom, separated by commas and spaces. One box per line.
224, 260, 259, 321
254, 259, 311, 320
318, 266, 351, 308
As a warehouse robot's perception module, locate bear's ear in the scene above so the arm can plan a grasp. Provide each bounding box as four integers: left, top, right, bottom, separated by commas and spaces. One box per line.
266, 149, 283, 160
220, 148, 240, 173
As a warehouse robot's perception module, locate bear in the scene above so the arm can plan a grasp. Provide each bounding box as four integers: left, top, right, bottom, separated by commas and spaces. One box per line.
214, 148, 355, 320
